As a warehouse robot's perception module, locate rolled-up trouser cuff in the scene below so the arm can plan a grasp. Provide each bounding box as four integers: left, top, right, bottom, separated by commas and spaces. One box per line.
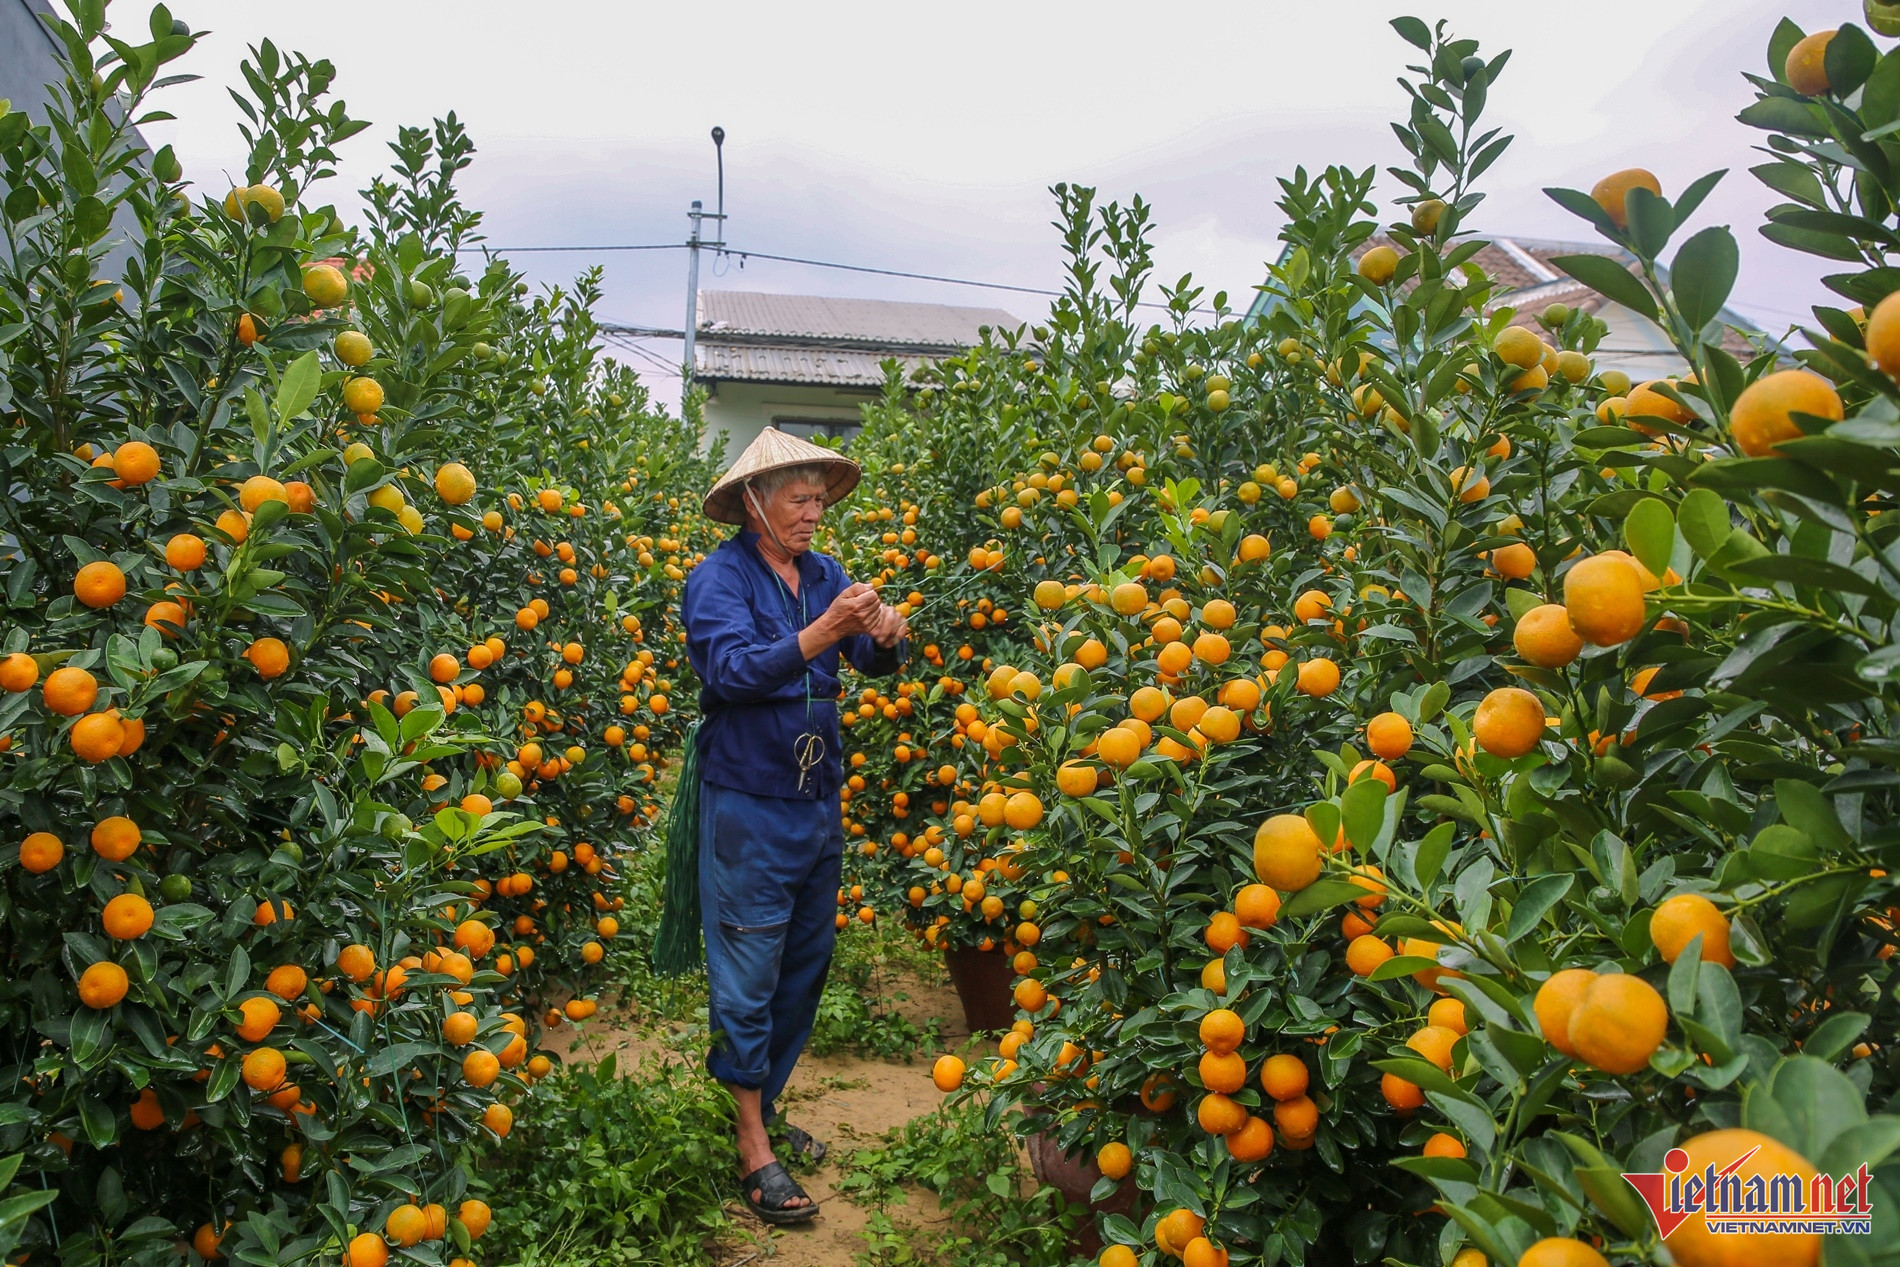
703, 918, 789, 1088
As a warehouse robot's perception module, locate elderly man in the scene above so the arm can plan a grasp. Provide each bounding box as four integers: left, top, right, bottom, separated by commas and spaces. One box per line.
680, 428, 909, 1225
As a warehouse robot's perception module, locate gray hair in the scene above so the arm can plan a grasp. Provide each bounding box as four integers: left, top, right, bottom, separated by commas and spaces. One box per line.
748, 463, 835, 501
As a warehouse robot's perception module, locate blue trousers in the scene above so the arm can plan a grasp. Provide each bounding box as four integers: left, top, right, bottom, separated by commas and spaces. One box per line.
698, 780, 841, 1123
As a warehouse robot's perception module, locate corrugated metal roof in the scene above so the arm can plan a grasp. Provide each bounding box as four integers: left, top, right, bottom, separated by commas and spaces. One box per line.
698, 290, 1020, 351
695, 343, 934, 388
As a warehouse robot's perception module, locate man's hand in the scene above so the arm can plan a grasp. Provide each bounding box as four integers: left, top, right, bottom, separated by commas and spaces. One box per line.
871, 603, 910, 649
818, 582, 881, 639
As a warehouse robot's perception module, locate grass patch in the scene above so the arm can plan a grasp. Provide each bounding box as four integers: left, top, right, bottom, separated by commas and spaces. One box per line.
838, 1103, 1084, 1267
808, 919, 950, 1060
471, 1053, 736, 1266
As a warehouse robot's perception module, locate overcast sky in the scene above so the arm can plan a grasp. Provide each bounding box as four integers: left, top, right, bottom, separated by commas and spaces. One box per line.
138, 0, 1845, 405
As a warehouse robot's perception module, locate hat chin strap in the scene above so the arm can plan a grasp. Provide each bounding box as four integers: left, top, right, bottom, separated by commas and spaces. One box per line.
745, 483, 802, 559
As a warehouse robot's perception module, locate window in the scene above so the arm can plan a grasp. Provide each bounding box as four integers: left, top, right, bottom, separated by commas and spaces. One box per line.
772, 416, 862, 445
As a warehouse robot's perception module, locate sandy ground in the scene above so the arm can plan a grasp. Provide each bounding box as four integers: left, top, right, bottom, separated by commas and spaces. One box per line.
719, 1049, 953, 1265
546, 964, 985, 1266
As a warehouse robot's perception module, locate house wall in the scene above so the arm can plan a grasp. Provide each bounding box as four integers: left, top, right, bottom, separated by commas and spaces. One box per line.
700, 379, 879, 457
1594, 302, 1689, 382
2, 0, 147, 280
0, 0, 61, 124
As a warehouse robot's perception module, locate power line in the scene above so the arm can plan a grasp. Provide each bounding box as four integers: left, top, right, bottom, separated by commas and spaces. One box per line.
459, 238, 1208, 311
464, 237, 1059, 299
457, 243, 686, 254
721, 248, 1062, 301
599, 329, 684, 376
701, 245, 1210, 311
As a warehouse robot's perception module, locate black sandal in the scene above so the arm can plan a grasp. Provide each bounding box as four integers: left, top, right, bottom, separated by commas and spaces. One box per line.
740, 1160, 819, 1225
783, 1123, 827, 1165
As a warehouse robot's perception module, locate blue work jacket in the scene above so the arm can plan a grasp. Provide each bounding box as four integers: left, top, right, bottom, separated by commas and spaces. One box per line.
682, 531, 905, 800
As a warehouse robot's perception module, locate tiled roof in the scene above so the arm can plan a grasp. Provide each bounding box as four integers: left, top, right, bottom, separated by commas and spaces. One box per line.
1351, 233, 1638, 299
1340, 234, 1766, 359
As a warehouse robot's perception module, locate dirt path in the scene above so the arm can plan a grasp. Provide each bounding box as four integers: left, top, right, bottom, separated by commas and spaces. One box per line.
722, 972, 976, 1265
724, 1049, 952, 1265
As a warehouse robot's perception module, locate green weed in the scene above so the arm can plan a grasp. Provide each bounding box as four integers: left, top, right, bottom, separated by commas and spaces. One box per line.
840, 1104, 1084, 1267
470, 1054, 736, 1267
808, 921, 951, 1059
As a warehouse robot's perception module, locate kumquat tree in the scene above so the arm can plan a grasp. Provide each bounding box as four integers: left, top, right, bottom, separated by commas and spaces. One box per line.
5, 1, 1900, 1266
837, 12, 1900, 1267
0, 2, 714, 1263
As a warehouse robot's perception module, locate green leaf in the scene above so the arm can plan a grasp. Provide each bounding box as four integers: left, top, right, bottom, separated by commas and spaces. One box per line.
69, 1007, 112, 1069
1415, 821, 1455, 887
1544, 186, 1616, 236
1826, 23, 1879, 96
1549, 253, 1658, 319
1747, 824, 1818, 880
1864, 48, 1900, 129
1367, 954, 1437, 982
1390, 1155, 1481, 1184
1390, 16, 1432, 50
1764, 1055, 1868, 1161
1504, 874, 1573, 943
1726, 555, 1878, 597
1428, 1092, 1498, 1154
1279, 878, 1371, 920
1695, 963, 1743, 1059
1750, 160, 1828, 209
1737, 95, 1831, 138
1768, 16, 1807, 80
1676, 487, 1732, 560
1575, 1167, 1656, 1239
1304, 801, 1341, 854
1775, 778, 1851, 850
1622, 496, 1675, 577
1435, 1203, 1517, 1267
366, 1042, 437, 1076
73, 195, 110, 243
1671, 226, 1740, 330
206, 1055, 240, 1103
276, 349, 321, 425
344, 458, 386, 494
1377, 1060, 1489, 1121
1819, 1117, 1900, 1179
1625, 185, 1675, 259
1761, 220, 1866, 262
78, 1094, 116, 1147
1667, 933, 1703, 1016
250, 497, 289, 534
1504, 586, 1545, 622
1572, 426, 1649, 449
1803, 1011, 1870, 1062
1705, 526, 1771, 579
399, 704, 444, 744
1552, 1132, 1659, 1238
1341, 777, 1388, 851
1672, 169, 1729, 228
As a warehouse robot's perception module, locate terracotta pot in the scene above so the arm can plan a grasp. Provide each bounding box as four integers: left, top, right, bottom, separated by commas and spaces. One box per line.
1026, 1129, 1136, 1256
942, 942, 1015, 1033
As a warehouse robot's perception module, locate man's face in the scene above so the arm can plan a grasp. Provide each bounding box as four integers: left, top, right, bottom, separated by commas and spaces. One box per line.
761, 480, 828, 553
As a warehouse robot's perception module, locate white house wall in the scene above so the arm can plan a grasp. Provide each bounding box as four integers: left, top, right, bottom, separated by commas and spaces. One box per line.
700, 380, 878, 456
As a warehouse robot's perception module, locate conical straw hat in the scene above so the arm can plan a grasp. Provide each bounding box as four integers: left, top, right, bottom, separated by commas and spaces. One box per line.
702, 427, 861, 525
